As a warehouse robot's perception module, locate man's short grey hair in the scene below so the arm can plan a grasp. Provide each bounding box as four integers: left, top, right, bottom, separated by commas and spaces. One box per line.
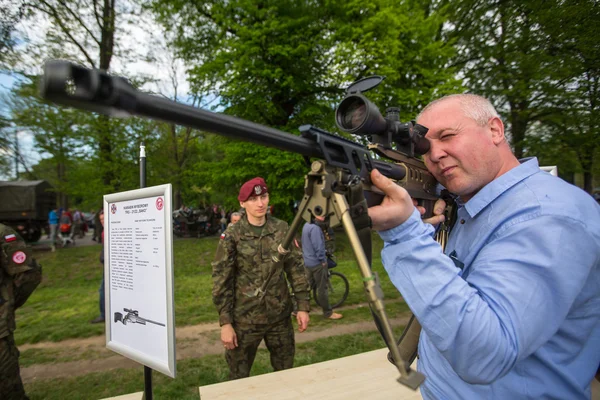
417, 94, 500, 126
231, 212, 241, 218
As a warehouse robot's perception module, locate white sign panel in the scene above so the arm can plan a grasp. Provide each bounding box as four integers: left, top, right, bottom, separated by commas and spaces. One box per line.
103, 184, 176, 378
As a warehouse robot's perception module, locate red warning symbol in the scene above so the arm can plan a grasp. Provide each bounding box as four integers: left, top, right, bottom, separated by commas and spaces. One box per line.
156, 197, 164, 211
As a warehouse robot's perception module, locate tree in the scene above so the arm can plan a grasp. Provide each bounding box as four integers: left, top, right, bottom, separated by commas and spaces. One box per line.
22, 0, 119, 189
444, 0, 598, 191
442, 0, 573, 159
151, 0, 459, 220
530, 0, 600, 192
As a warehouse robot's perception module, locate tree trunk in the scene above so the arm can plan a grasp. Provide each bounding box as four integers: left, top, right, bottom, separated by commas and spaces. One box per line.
509, 107, 529, 159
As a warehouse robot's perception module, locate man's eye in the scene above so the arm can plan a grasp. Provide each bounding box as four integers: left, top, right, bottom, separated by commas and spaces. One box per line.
440, 134, 455, 140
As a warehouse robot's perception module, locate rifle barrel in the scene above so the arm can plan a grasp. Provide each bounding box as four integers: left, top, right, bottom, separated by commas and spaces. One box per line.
40, 60, 406, 182
41, 60, 324, 159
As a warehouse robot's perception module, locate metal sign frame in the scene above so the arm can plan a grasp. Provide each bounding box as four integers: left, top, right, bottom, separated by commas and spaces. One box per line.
103, 184, 176, 378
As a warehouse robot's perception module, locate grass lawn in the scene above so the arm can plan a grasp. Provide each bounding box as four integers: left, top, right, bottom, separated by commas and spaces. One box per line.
16, 229, 400, 345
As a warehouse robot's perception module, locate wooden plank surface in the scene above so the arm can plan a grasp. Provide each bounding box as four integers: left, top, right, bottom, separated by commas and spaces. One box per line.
199, 348, 422, 400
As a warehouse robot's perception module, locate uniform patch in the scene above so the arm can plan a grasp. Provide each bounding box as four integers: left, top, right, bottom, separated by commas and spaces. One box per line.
5, 234, 17, 242
220, 233, 226, 240
12, 250, 26, 264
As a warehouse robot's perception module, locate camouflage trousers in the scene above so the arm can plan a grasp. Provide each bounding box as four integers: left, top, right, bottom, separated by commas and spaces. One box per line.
0, 334, 29, 400
225, 317, 295, 380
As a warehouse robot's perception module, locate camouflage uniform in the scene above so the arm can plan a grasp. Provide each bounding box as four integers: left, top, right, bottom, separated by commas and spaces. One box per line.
212, 215, 310, 379
0, 224, 42, 400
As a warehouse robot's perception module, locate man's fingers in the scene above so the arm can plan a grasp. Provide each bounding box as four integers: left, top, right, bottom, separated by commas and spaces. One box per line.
370, 169, 398, 196
434, 199, 447, 215
423, 214, 445, 226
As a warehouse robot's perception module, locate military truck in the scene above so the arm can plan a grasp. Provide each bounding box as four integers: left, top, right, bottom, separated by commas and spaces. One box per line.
0, 180, 57, 242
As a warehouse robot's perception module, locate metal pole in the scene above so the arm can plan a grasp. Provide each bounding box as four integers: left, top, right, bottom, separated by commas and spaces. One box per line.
140, 141, 152, 400
140, 141, 146, 189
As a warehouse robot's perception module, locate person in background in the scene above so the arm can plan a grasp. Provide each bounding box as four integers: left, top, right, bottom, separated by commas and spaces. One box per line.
90, 211, 105, 324
228, 212, 241, 228
212, 177, 310, 379
301, 215, 342, 320
0, 223, 42, 398
48, 208, 58, 252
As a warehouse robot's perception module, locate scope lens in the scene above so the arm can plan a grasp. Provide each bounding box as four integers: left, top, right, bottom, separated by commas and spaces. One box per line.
338, 97, 367, 130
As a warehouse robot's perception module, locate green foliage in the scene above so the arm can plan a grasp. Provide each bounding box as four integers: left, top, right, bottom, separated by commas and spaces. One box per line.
442, 0, 599, 189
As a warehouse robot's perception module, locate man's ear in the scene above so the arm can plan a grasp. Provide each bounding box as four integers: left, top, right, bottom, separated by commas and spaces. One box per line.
489, 117, 505, 145
239, 201, 245, 209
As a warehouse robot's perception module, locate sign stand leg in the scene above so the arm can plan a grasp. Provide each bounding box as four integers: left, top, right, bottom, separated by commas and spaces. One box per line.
144, 365, 153, 400
139, 141, 154, 400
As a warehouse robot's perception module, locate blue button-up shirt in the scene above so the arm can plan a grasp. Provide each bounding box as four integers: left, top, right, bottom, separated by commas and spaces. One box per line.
378, 158, 600, 399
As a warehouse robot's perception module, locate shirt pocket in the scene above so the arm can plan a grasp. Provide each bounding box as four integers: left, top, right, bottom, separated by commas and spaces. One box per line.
238, 236, 258, 258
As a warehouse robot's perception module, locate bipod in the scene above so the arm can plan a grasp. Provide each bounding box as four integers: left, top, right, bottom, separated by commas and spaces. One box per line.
273, 159, 426, 390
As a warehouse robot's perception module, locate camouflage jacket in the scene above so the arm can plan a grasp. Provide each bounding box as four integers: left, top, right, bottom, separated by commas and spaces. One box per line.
0, 224, 42, 339
212, 215, 310, 326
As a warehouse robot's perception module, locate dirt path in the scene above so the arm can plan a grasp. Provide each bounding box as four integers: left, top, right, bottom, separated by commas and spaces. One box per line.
20, 308, 410, 383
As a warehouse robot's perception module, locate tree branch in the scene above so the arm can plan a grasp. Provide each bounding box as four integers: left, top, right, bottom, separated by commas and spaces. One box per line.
56, 0, 101, 46
29, 1, 97, 68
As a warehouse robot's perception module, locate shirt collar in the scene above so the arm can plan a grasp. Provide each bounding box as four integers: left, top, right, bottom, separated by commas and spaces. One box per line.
462, 157, 540, 218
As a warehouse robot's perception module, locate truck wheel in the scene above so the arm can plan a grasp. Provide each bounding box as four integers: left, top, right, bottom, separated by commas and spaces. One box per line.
27, 229, 42, 243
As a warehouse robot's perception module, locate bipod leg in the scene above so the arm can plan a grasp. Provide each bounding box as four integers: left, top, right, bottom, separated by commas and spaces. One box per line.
273, 160, 340, 263
330, 191, 425, 390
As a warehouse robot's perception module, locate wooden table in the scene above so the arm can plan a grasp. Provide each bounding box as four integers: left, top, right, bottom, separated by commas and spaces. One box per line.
199, 348, 422, 400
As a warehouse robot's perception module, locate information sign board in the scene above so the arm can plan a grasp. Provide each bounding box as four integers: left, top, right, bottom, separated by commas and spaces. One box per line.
103, 184, 176, 378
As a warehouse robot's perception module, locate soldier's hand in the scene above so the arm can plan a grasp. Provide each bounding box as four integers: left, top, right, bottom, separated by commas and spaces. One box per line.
221, 324, 238, 350
296, 311, 309, 332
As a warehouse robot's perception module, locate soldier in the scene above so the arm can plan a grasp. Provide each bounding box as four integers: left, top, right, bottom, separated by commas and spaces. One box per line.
212, 177, 310, 380
0, 223, 42, 399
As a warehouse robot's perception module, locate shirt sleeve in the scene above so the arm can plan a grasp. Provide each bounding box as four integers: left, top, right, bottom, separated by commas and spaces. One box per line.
379, 208, 599, 384
211, 233, 237, 326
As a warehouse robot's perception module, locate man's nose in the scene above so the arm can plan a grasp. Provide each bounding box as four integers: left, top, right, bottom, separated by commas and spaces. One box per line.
426, 142, 446, 163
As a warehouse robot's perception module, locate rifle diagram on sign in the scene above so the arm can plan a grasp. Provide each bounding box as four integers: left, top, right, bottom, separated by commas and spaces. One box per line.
114, 308, 165, 327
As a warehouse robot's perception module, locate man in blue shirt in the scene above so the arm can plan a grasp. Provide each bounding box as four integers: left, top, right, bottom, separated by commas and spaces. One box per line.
301, 216, 342, 320
368, 94, 600, 399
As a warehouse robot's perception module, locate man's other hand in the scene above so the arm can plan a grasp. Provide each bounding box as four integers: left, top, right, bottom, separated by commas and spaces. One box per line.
414, 198, 447, 226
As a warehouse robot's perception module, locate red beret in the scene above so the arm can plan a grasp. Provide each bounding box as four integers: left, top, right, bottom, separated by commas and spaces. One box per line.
238, 177, 269, 202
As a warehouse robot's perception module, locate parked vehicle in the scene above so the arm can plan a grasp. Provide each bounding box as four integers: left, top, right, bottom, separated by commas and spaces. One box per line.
0, 180, 56, 242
